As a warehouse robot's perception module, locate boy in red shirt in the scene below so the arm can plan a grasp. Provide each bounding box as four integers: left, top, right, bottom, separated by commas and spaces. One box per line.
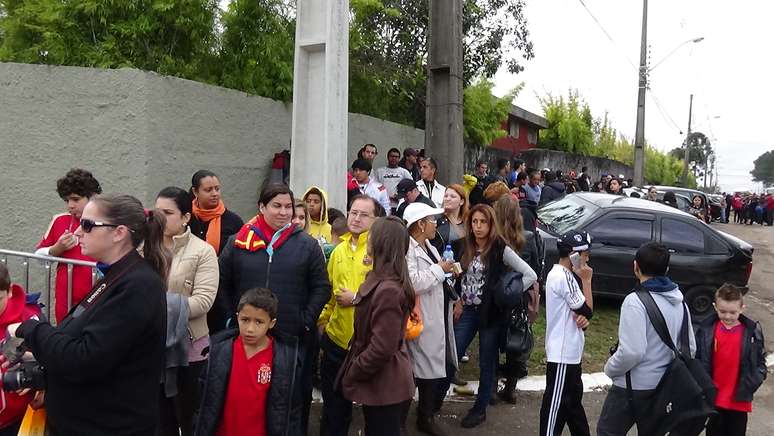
695, 284, 767, 436
35, 169, 102, 322
0, 264, 43, 436
194, 288, 302, 436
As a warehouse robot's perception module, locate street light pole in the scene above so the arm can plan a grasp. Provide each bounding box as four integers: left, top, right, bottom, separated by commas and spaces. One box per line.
633, 0, 648, 187
682, 94, 694, 186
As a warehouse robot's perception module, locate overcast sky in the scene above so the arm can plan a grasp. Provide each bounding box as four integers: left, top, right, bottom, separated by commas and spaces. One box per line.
492, 0, 774, 192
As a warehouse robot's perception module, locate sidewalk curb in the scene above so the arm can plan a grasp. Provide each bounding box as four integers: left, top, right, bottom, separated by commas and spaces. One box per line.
312, 353, 774, 403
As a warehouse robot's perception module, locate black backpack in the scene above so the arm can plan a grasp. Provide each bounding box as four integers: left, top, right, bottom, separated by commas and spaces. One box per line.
627, 290, 717, 436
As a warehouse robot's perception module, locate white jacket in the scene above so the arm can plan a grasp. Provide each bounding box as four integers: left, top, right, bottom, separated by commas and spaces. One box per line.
406, 237, 458, 379
416, 180, 445, 207
358, 177, 392, 215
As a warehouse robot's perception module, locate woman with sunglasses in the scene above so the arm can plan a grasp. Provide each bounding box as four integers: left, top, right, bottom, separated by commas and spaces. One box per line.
155, 187, 219, 436
7, 194, 169, 435
448, 204, 537, 428
35, 169, 102, 322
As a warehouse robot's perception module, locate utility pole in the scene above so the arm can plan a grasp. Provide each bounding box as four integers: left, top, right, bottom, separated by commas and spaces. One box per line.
633, 0, 648, 187
425, 0, 464, 186
682, 94, 694, 186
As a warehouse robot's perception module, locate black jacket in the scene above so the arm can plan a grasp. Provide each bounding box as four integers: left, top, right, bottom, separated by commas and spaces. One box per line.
695, 314, 767, 403
194, 329, 302, 436
17, 251, 166, 436
395, 194, 436, 220
190, 209, 244, 256
215, 226, 331, 337
577, 173, 590, 192
454, 237, 509, 328
539, 182, 566, 206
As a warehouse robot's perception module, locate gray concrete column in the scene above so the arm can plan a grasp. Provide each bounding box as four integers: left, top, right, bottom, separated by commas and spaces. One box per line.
290, 0, 349, 211
425, 0, 464, 186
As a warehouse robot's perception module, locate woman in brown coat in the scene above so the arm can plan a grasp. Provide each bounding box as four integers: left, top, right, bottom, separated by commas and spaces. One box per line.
339, 216, 416, 436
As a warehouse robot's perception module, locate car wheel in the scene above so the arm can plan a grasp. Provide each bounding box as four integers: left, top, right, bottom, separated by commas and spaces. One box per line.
685, 286, 715, 321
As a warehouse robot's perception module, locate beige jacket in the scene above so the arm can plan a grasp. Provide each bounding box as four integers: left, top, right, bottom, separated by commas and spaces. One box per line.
167, 228, 219, 341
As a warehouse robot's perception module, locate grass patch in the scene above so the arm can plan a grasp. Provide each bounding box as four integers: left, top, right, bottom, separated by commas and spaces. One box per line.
456, 298, 621, 380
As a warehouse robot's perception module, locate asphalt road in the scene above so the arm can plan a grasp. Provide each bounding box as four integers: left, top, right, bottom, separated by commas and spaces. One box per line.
309, 222, 774, 435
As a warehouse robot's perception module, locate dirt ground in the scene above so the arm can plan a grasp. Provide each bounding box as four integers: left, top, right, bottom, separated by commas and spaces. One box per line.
309, 222, 774, 435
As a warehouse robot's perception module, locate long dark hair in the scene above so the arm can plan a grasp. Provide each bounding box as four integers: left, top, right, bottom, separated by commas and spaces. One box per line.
368, 216, 415, 314
91, 194, 171, 283
156, 187, 193, 216
462, 204, 500, 270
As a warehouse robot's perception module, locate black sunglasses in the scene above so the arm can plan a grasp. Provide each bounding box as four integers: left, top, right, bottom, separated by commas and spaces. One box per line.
80, 219, 119, 233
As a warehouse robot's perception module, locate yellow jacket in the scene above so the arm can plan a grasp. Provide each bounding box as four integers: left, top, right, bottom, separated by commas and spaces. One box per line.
318, 231, 372, 349
303, 186, 332, 244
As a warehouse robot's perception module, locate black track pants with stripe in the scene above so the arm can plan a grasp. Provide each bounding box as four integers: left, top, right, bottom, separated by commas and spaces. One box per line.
539, 362, 590, 436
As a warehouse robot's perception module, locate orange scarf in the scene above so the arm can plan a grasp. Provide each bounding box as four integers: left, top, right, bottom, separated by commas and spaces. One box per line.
192, 200, 226, 254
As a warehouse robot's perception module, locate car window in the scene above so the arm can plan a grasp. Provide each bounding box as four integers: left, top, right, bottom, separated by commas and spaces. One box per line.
661, 218, 704, 254
588, 217, 653, 249
538, 195, 599, 235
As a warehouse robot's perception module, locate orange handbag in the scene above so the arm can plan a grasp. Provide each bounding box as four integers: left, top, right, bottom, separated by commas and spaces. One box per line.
17, 405, 47, 436
405, 296, 423, 340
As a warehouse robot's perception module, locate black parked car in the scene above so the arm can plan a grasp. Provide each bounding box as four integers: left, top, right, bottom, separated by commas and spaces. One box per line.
537, 193, 753, 319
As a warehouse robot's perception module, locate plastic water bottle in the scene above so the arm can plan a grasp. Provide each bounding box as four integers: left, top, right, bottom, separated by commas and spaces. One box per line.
442, 244, 454, 277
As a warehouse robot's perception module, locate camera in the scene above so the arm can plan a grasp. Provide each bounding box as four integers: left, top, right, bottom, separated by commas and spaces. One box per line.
0, 336, 45, 391
2, 361, 45, 391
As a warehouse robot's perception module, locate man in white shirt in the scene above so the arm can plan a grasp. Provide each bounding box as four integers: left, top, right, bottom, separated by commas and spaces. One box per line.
374, 147, 412, 213
351, 159, 391, 215
540, 230, 594, 436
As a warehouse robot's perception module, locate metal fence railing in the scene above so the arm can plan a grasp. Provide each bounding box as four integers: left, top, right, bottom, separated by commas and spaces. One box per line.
0, 249, 97, 323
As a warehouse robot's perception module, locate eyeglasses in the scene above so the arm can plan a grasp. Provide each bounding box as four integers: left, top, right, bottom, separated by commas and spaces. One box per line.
80, 219, 119, 233
349, 211, 373, 219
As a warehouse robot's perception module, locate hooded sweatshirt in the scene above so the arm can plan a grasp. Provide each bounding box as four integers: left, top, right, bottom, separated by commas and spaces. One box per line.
604, 277, 697, 390
0, 284, 41, 429
303, 186, 332, 244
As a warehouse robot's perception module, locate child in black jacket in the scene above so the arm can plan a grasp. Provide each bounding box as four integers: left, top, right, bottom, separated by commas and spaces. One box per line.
695, 284, 767, 436
194, 288, 303, 436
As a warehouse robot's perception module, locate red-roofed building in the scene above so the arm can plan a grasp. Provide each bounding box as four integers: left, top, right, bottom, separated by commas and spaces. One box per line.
490, 105, 548, 154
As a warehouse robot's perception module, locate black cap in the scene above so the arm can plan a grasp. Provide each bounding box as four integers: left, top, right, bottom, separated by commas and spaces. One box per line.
396, 179, 418, 198
351, 158, 372, 172
557, 230, 592, 252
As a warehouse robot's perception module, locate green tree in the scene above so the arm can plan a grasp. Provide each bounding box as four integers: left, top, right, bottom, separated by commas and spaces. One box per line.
348, 0, 534, 128
0, 0, 220, 81
463, 79, 521, 146
751, 150, 774, 186
538, 90, 594, 155
219, 0, 294, 101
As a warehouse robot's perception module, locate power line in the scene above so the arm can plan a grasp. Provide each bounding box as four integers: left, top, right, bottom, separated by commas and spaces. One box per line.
648, 89, 683, 134
576, 0, 639, 72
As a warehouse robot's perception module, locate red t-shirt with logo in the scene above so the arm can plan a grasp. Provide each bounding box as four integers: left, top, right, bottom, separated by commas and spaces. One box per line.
37, 213, 95, 322
712, 322, 752, 412
217, 336, 273, 436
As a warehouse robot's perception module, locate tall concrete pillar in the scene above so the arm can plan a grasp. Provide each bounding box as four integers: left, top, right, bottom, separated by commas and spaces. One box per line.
425, 0, 464, 186
290, 0, 349, 211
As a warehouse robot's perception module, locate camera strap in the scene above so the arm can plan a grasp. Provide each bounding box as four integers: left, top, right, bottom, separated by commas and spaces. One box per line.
69, 258, 141, 319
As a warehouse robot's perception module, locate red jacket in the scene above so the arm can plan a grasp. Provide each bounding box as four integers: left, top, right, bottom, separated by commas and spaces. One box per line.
0, 284, 42, 429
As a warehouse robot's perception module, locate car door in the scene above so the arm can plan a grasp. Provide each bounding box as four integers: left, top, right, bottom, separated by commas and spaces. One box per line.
584, 212, 656, 297
658, 217, 729, 289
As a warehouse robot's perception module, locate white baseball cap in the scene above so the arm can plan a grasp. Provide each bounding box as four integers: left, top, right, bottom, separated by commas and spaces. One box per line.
403, 203, 444, 228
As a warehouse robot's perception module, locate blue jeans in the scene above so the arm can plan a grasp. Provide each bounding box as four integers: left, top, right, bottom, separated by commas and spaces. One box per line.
452, 305, 503, 413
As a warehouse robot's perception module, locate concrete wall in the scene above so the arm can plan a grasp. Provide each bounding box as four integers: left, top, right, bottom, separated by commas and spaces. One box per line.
0, 62, 424, 255
465, 146, 634, 182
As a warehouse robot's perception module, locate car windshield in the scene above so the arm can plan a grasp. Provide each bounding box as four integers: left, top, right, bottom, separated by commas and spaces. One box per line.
538, 195, 599, 235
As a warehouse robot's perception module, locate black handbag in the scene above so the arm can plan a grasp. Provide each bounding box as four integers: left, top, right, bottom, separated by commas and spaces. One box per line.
627, 289, 717, 436
493, 270, 524, 310
504, 306, 534, 356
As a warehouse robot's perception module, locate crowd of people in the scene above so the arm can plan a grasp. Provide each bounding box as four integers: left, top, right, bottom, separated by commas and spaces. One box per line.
0, 146, 766, 436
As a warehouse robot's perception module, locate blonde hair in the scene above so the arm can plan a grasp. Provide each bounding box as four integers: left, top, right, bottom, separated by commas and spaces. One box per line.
493, 196, 525, 252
